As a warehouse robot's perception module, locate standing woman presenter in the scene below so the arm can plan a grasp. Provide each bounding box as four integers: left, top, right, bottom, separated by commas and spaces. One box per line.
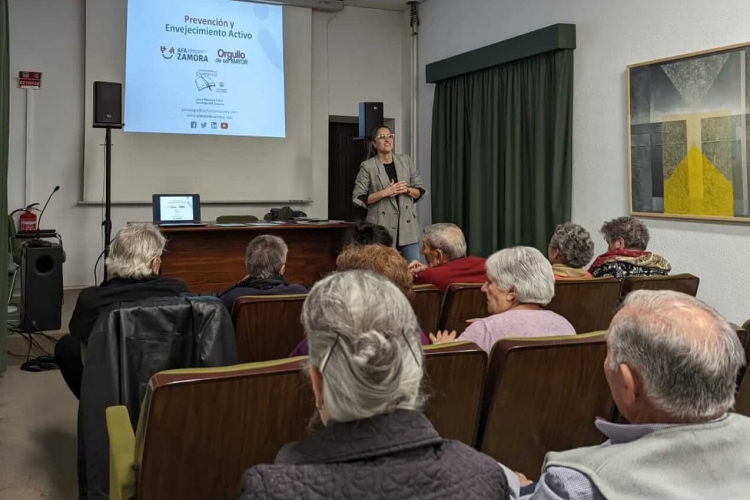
352, 125, 426, 261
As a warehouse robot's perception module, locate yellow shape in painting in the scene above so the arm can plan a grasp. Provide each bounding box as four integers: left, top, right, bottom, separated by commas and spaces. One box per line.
664, 146, 733, 216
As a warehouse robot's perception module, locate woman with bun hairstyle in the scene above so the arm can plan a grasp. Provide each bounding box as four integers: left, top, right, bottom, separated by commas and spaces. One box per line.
239, 270, 511, 500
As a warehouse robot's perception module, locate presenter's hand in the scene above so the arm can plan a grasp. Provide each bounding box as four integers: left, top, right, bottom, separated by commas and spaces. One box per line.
408, 260, 427, 276
383, 180, 409, 198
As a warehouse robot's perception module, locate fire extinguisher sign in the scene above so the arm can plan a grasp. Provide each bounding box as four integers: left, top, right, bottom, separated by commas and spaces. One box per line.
18, 71, 42, 89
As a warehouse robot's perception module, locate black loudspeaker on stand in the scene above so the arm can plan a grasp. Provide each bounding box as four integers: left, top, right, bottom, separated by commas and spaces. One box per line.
359, 102, 384, 138
93, 81, 124, 280
21, 245, 64, 331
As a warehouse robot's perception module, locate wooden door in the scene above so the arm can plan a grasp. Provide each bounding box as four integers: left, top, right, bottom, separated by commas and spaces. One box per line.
328, 121, 368, 222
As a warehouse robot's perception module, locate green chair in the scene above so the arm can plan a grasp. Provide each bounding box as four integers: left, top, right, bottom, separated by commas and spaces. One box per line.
215, 215, 259, 224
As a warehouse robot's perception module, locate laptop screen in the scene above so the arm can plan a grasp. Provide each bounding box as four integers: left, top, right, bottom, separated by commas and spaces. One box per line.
152, 194, 201, 224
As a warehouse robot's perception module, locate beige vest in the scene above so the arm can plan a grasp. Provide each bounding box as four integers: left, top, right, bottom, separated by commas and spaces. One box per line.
544, 414, 750, 500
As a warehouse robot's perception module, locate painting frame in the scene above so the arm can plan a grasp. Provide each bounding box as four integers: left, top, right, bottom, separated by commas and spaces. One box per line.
627, 41, 750, 223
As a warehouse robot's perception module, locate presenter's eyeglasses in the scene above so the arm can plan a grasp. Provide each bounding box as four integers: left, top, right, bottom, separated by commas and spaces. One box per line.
375, 133, 395, 141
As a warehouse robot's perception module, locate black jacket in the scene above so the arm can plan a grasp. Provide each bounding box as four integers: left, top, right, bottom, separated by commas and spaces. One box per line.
80, 295, 238, 500
240, 410, 509, 500
219, 275, 307, 311
69, 275, 189, 343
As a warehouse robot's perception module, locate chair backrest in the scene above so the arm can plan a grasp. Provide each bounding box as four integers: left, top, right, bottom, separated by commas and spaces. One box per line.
545, 278, 621, 333
412, 284, 441, 334
215, 214, 259, 224
82, 295, 238, 499
439, 283, 488, 334
621, 273, 700, 298
478, 332, 613, 479
136, 358, 315, 500
735, 326, 750, 417
232, 294, 307, 363
7, 215, 21, 265
422, 342, 487, 446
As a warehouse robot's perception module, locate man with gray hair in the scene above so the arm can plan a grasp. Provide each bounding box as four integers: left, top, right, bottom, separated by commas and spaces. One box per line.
219, 234, 307, 311
55, 224, 189, 399
512, 290, 750, 499
408, 223, 486, 291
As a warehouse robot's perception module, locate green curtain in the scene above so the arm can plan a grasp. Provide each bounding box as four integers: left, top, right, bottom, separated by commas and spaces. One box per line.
0, 0, 8, 372
431, 49, 573, 257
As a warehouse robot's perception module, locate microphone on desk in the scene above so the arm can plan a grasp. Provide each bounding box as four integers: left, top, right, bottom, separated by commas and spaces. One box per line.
29, 185, 60, 247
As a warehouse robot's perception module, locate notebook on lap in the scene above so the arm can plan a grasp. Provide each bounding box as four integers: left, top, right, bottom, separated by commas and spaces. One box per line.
152, 194, 207, 227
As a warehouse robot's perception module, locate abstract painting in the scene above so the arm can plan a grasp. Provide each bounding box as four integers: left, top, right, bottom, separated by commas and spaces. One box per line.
628, 43, 750, 221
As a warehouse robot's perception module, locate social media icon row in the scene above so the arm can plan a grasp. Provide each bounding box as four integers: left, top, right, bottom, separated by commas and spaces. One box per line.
190, 121, 229, 130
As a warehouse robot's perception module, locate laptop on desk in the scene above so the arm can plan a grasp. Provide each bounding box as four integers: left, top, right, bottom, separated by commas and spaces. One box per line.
152, 194, 207, 227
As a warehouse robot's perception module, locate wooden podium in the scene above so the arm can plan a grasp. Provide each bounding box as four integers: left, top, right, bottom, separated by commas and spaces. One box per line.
159, 223, 351, 294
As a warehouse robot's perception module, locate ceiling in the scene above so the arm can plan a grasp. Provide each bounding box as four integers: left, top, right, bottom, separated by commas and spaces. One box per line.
343, 0, 417, 11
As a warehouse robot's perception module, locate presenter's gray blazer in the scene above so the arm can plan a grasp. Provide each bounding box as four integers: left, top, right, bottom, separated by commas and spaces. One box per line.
352, 154, 426, 247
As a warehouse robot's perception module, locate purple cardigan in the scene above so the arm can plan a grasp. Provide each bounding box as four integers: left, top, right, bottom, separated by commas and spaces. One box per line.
290, 332, 431, 357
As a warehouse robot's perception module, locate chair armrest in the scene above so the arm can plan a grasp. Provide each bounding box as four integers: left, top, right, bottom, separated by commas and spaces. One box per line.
106, 405, 137, 500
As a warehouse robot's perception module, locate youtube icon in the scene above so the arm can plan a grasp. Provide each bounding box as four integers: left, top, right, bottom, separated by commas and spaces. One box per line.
221, 122, 229, 130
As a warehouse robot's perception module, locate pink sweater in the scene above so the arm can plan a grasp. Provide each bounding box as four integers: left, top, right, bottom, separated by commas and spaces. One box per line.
459, 309, 575, 353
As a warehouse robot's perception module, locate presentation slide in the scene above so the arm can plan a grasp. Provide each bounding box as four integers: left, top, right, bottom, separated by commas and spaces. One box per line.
160, 196, 195, 221
124, 0, 285, 137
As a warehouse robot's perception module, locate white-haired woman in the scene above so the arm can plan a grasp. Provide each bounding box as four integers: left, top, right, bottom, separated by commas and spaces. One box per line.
240, 271, 512, 500
431, 247, 575, 354
54, 224, 188, 399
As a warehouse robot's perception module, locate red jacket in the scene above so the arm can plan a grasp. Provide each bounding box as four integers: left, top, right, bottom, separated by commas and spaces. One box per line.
414, 256, 487, 291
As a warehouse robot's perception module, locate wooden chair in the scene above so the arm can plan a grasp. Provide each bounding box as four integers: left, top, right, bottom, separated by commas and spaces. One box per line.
438, 283, 488, 334
412, 284, 441, 334
232, 294, 307, 363
106, 358, 314, 500
621, 273, 700, 298
478, 332, 614, 480
545, 278, 621, 333
423, 342, 487, 447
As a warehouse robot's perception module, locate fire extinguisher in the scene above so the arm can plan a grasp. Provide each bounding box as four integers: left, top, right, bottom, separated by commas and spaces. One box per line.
13, 203, 40, 232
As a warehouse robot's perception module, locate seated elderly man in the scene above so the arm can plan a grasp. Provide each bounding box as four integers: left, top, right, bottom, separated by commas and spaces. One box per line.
514, 290, 750, 499
54, 223, 189, 399
218, 234, 307, 311
547, 222, 595, 279
408, 223, 486, 291
589, 216, 671, 280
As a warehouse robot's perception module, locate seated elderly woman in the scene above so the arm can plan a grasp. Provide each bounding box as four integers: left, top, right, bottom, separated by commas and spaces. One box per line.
431, 247, 575, 354
240, 271, 511, 500
547, 222, 595, 279
589, 216, 671, 280
54, 224, 188, 399
289, 244, 429, 356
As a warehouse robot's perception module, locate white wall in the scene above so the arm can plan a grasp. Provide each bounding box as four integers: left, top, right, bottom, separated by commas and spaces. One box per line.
8, 1, 407, 288
419, 0, 750, 322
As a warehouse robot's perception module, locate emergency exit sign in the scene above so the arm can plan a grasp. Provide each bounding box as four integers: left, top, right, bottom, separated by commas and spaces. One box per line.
18, 71, 42, 89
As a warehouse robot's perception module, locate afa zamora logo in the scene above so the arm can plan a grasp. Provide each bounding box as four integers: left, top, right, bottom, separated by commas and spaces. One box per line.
160, 46, 175, 59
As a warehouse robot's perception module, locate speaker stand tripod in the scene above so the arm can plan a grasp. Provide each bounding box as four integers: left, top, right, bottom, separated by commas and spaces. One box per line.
102, 126, 114, 283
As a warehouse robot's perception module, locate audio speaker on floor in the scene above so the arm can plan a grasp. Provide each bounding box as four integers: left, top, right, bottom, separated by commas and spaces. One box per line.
93, 81, 123, 128
21, 244, 64, 332
359, 102, 384, 138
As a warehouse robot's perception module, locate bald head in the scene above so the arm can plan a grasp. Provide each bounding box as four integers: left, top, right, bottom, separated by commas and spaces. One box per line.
422, 223, 467, 262
607, 290, 745, 421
